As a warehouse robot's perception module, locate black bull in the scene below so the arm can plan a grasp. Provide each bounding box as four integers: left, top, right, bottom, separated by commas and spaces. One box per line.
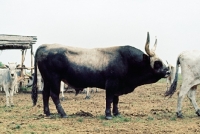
32, 32, 170, 119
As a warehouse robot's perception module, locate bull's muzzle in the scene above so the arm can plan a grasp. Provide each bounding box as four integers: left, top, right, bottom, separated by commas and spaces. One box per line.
165, 70, 170, 78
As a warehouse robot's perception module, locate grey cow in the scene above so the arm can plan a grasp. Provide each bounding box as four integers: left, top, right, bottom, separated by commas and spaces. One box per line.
165, 50, 200, 118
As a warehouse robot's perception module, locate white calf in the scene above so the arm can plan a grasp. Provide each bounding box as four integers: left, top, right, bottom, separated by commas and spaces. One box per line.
0, 63, 18, 106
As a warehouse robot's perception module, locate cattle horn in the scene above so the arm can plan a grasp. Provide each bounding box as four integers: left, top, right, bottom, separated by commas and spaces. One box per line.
151, 36, 157, 53
145, 32, 156, 57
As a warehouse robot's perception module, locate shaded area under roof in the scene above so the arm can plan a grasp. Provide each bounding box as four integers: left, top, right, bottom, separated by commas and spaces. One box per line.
0, 34, 37, 50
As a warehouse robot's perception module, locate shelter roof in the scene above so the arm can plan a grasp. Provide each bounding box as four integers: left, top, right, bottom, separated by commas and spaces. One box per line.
0, 34, 37, 50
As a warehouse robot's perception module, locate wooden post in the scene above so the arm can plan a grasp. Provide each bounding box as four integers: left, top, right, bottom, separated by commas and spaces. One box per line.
19, 50, 25, 88
31, 45, 33, 74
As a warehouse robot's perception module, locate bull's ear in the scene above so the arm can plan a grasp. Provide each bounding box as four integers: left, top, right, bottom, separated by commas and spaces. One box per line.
143, 54, 150, 64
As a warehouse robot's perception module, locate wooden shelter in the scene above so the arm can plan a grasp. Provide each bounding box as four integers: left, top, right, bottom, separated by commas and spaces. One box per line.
0, 34, 37, 76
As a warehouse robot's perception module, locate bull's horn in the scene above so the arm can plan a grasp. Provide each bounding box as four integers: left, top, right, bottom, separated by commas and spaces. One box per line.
145, 32, 155, 57
151, 36, 157, 53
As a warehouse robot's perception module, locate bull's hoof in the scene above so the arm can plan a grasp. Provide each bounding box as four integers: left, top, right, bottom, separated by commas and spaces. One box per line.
85, 96, 90, 99
45, 112, 51, 117
196, 109, 200, 116
105, 111, 112, 120
105, 115, 112, 120
176, 111, 184, 118
11, 104, 14, 107
61, 115, 68, 118
46, 114, 51, 117
61, 97, 64, 101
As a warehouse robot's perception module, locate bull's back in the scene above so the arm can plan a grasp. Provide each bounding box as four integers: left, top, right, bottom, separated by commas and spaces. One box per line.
36, 44, 122, 71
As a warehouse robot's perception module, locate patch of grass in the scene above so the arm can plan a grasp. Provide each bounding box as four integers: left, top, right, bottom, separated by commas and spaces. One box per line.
97, 115, 106, 120
41, 124, 51, 129
19, 86, 29, 92
68, 114, 77, 118
77, 118, 83, 122
49, 113, 60, 119
112, 115, 131, 123
97, 115, 131, 123
147, 116, 154, 121
28, 124, 36, 129
102, 121, 111, 126
170, 116, 176, 121
21, 105, 32, 110
14, 124, 21, 129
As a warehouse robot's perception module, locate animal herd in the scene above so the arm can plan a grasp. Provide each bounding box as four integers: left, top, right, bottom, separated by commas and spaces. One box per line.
0, 32, 199, 120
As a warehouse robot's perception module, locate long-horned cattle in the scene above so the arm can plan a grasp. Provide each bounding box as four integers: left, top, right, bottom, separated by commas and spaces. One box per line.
32, 32, 170, 119
0, 62, 18, 106
165, 50, 200, 118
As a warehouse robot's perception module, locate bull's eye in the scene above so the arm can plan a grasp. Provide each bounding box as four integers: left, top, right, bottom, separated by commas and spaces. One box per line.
154, 61, 162, 70
167, 66, 170, 70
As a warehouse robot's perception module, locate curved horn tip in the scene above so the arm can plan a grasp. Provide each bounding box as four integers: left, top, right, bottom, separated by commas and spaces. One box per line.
146, 32, 150, 43
154, 39, 157, 47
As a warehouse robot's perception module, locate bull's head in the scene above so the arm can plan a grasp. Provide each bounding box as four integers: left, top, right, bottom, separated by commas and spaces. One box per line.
145, 32, 170, 78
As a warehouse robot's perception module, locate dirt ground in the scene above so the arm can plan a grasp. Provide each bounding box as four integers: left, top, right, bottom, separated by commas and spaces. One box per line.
1, 83, 200, 134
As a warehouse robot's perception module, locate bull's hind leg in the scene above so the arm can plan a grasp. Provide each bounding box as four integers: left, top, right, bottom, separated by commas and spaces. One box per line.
187, 86, 200, 116
43, 82, 51, 116
50, 80, 67, 118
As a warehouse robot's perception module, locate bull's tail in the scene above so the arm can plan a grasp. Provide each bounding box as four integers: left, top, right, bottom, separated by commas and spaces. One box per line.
31, 51, 38, 106
165, 57, 180, 97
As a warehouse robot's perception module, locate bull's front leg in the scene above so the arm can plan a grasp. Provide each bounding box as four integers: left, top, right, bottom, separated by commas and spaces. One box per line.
105, 96, 113, 120
113, 95, 120, 116
105, 89, 114, 120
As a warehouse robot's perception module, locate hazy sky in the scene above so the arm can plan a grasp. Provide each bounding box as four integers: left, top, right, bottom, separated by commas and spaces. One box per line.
1, 0, 200, 68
